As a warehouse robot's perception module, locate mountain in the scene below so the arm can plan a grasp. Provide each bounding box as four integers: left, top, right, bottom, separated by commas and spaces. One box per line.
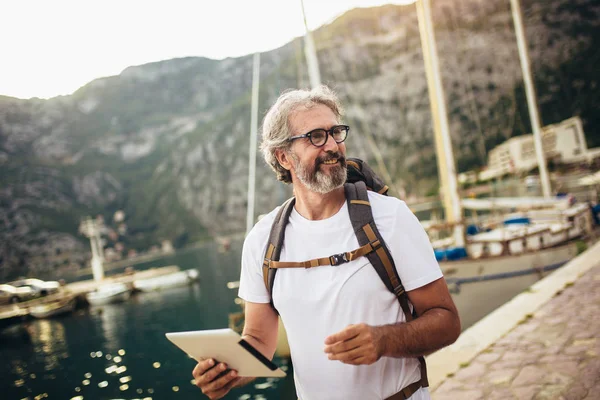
1, 0, 598, 280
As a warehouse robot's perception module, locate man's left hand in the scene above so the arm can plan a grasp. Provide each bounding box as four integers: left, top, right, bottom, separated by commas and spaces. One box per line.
324, 323, 383, 365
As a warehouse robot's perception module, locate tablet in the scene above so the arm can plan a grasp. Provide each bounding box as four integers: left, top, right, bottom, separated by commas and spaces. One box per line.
166, 328, 286, 378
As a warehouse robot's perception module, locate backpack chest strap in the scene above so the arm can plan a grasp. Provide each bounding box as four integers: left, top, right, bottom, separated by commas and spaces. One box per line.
264, 237, 382, 269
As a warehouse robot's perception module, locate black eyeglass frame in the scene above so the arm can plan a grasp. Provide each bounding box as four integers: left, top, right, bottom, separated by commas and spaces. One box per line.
287, 125, 350, 147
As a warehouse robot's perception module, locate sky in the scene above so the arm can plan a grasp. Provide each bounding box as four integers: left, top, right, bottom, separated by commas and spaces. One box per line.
0, 0, 417, 100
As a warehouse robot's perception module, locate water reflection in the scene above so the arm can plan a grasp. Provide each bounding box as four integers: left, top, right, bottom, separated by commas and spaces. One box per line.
29, 319, 69, 374
1, 244, 297, 400
97, 303, 125, 353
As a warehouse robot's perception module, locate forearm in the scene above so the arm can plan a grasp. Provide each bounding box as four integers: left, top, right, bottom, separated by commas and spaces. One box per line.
231, 332, 276, 388
377, 308, 460, 358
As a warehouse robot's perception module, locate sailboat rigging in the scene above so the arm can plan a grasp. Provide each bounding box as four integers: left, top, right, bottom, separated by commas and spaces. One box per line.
412, 0, 595, 328
232, 0, 597, 335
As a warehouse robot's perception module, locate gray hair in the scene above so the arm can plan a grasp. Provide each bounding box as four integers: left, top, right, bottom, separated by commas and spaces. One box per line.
260, 85, 344, 184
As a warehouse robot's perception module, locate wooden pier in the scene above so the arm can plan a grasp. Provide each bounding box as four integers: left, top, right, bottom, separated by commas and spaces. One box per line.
65, 264, 181, 295
0, 265, 183, 328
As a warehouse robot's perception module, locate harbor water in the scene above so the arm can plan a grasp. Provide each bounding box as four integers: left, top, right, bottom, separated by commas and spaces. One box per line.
1, 240, 296, 400
1, 238, 567, 400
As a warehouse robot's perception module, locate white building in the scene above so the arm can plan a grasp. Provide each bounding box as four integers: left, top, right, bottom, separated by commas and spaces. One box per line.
478, 116, 600, 181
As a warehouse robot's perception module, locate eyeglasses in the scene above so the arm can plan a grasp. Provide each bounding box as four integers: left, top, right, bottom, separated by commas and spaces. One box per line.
287, 125, 350, 147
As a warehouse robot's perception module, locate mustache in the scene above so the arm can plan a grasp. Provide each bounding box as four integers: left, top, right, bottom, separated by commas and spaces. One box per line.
315, 152, 346, 168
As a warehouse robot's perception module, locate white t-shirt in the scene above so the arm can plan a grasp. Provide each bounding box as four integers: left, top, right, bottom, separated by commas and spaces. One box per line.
238, 191, 442, 400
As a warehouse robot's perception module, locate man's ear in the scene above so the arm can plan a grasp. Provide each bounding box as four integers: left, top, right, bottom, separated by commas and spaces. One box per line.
275, 149, 293, 171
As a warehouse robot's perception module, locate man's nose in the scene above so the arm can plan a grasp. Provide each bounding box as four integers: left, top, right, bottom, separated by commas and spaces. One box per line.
322, 133, 340, 152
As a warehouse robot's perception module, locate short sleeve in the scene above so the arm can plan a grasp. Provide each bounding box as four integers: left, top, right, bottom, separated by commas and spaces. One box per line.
237, 216, 274, 304
386, 201, 443, 291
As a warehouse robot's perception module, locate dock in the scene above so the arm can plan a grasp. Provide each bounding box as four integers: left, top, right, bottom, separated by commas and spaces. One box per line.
64, 264, 181, 295
0, 265, 184, 326
428, 240, 600, 399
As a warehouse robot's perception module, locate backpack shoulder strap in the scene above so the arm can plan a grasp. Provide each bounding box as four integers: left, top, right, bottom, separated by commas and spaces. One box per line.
344, 182, 408, 302
262, 197, 296, 307
344, 181, 429, 388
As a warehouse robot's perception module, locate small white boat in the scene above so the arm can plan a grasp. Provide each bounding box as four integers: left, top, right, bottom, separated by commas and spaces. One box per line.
86, 283, 131, 306
29, 297, 76, 318
133, 268, 199, 291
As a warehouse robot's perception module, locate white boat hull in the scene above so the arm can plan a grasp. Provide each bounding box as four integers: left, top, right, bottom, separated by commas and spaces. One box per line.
87, 290, 131, 306
133, 268, 199, 291
442, 242, 578, 328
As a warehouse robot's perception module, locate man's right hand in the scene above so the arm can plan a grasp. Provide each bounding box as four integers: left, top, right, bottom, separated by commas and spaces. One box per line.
192, 358, 240, 399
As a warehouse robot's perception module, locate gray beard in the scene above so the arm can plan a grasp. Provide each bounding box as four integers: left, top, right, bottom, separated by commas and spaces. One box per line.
291, 152, 347, 194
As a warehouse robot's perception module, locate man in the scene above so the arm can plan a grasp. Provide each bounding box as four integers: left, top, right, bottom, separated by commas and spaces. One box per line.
193, 86, 460, 399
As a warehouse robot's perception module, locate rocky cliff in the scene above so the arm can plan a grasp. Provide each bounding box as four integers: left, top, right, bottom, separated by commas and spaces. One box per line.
1, 0, 598, 279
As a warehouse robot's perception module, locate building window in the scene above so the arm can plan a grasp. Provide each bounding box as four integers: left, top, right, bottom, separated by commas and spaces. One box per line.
568, 125, 580, 145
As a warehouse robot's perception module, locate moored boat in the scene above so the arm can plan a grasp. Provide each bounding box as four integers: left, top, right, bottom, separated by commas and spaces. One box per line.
430, 200, 595, 328
86, 283, 131, 306
133, 268, 199, 291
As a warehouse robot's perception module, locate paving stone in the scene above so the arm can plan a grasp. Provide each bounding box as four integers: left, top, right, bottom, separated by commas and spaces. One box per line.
502, 350, 529, 361
544, 315, 570, 325
583, 385, 600, 400
572, 338, 597, 347
538, 354, 581, 364
476, 352, 501, 364
512, 365, 547, 387
488, 359, 526, 370
585, 349, 597, 357
486, 388, 514, 399
539, 335, 573, 349
545, 371, 573, 387
535, 383, 572, 399
495, 336, 520, 347
432, 263, 600, 400
513, 384, 543, 400
580, 360, 600, 390
434, 378, 463, 393
486, 368, 519, 386
551, 361, 582, 378
562, 383, 589, 400
572, 331, 594, 340
564, 345, 591, 356
432, 389, 484, 400
524, 342, 546, 353
453, 362, 488, 382
543, 345, 568, 355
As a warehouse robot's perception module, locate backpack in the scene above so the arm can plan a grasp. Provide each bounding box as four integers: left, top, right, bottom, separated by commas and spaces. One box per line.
261, 157, 428, 397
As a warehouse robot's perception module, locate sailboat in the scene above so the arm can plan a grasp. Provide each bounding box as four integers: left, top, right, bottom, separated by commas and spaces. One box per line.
232, 0, 596, 336
414, 0, 596, 327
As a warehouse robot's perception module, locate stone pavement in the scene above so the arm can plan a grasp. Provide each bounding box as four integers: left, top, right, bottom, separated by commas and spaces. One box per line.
431, 261, 600, 400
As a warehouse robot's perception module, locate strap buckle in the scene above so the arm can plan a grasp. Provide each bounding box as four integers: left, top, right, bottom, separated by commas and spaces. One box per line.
329, 253, 349, 266
393, 285, 405, 296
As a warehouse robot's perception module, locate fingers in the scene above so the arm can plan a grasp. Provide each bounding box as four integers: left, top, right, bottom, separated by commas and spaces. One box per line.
203, 369, 239, 398
324, 324, 359, 345
192, 359, 239, 399
324, 324, 381, 366
324, 335, 360, 355
327, 345, 362, 361
327, 345, 378, 365
192, 358, 215, 380
205, 377, 240, 400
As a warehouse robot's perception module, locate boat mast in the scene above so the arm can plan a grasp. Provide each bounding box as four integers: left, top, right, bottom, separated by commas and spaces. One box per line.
79, 217, 105, 281
415, 0, 465, 247
300, 0, 322, 88
510, 0, 551, 198
246, 52, 261, 236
